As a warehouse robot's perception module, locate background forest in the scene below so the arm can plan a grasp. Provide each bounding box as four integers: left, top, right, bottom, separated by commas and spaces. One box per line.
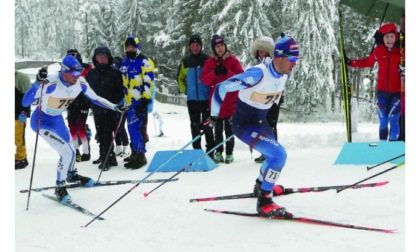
15, 0, 401, 122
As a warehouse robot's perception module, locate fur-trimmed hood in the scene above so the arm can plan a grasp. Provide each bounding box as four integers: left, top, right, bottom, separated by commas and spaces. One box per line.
250, 36, 275, 58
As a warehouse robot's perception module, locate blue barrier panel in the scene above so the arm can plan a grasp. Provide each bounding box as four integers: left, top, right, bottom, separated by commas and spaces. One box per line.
334, 141, 405, 165
147, 149, 218, 172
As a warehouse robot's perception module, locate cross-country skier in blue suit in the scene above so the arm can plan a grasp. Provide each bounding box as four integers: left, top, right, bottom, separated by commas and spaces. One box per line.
203, 34, 299, 217
22, 55, 127, 203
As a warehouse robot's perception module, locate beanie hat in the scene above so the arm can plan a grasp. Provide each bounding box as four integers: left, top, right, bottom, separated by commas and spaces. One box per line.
189, 34, 202, 46
125, 36, 141, 50
211, 34, 226, 52
250, 36, 275, 58
61, 55, 83, 76
379, 23, 398, 37
66, 48, 83, 65
274, 33, 299, 61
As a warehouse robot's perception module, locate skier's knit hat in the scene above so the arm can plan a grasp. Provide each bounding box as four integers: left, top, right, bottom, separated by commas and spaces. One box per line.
274, 33, 299, 62
189, 34, 202, 46
61, 55, 83, 77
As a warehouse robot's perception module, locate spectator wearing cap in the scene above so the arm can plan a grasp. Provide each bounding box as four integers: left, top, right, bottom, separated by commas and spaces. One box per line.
200, 34, 244, 164
202, 34, 299, 217
120, 36, 155, 170
177, 34, 215, 158
65, 48, 94, 163
249, 36, 285, 164
86, 46, 124, 171
21, 55, 124, 202
347, 23, 404, 141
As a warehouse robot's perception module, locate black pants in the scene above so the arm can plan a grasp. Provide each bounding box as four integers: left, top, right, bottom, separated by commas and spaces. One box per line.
115, 113, 129, 146
93, 111, 119, 158
187, 100, 215, 152
215, 118, 234, 155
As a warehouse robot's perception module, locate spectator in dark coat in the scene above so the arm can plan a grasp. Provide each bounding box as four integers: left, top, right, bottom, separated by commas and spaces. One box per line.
86, 46, 124, 171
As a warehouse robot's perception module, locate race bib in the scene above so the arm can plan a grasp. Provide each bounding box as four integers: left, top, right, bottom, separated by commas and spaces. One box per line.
264, 168, 280, 183
250, 91, 282, 105
47, 97, 74, 110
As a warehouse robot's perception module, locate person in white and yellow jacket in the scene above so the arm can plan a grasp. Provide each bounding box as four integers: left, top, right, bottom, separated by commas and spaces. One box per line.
120, 36, 155, 169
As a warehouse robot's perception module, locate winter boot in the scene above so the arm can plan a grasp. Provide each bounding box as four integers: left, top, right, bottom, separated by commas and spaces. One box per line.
66, 169, 94, 187
92, 156, 103, 165
123, 152, 134, 162
214, 152, 224, 164
55, 181, 70, 203
225, 154, 234, 164
77, 153, 90, 162
124, 152, 147, 169
15, 158, 29, 169
254, 155, 265, 163
98, 153, 118, 171
253, 179, 285, 197
76, 149, 81, 160
256, 190, 286, 217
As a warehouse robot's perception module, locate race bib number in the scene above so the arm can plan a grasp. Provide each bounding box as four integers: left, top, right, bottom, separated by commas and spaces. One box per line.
47, 97, 74, 109
250, 91, 283, 105
264, 168, 280, 183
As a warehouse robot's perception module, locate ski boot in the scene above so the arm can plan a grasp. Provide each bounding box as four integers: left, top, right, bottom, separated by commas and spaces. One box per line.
66, 169, 94, 187
55, 181, 71, 203
256, 190, 287, 218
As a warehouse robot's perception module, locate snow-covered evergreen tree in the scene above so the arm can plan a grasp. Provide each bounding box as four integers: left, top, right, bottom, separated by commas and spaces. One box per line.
278, 0, 338, 119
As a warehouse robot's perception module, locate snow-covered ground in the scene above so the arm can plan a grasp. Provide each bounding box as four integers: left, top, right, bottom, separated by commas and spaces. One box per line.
13, 96, 410, 252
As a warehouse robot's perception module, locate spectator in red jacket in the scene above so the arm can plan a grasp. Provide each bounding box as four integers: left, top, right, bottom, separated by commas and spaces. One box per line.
200, 34, 244, 164
347, 23, 404, 141
66, 49, 94, 162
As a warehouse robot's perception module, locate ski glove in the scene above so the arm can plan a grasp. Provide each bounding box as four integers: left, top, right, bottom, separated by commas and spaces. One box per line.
36, 66, 48, 82
116, 103, 129, 113
215, 65, 227, 75
135, 98, 150, 116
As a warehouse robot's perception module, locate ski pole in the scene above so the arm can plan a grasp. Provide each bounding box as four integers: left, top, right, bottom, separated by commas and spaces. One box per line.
337, 162, 405, 193
83, 131, 205, 227
366, 154, 405, 171
26, 70, 47, 211
144, 134, 235, 197
96, 111, 126, 181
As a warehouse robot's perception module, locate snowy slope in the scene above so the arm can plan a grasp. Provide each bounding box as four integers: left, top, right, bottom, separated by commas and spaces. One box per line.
14, 99, 406, 252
